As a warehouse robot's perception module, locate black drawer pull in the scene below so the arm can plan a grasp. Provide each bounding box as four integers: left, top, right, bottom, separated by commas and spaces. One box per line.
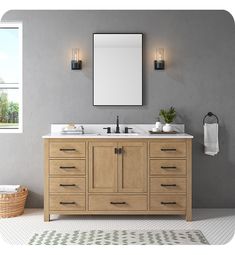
161, 166, 177, 169
59, 184, 76, 187
60, 148, 76, 151
161, 201, 177, 205
161, 184, 177, 187
161, 148, 176, 151
60, 166, 76, 169
60, 201, 76, 205
114, 148, 118, 154
110, 201, 127, 205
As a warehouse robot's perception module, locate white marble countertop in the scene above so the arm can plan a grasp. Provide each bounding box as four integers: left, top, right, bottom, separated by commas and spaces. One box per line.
42, 124, 193, 139
42, 133, 193, 139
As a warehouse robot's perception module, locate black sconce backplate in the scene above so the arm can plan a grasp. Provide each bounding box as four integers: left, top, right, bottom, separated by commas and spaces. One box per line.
71, 60, 82, 70
154, 60, 165, 70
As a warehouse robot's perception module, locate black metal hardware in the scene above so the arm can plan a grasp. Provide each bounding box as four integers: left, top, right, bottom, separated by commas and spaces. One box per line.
110, 201, 127, 205
103, 127, 111, 134
60, 166, 76, 169
161, 166, 177, 169
80, 125, 84, 134
71, 60, 82, 70
161, 202, 176, 205
60, 201, 76, 205
60, 148, 76, 151
114, 148, 122, 154
154, 60, 165, 70
203, 112, 219, 125
161, 184, 177, 187
115, 115, 120, 133
124, 127, 133, 134
161, 148, 176, 151
59, 184, 76, 187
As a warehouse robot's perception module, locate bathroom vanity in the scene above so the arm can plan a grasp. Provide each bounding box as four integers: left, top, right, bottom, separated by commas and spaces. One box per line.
43, 125, 193, 222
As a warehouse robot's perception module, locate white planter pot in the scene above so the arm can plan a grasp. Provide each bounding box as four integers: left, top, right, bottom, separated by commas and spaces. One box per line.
163, 123, 173, 132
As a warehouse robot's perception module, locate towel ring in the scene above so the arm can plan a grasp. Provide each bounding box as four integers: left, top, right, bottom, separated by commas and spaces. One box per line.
203, 112, 219, 125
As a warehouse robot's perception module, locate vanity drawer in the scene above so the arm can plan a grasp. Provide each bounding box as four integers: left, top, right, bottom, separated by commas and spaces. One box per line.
49, 159, 85, 176
149, 142, 186, 158
89, 195, 147, 211
150, 177, 186, 193
49, 177, 85, 193
150, 159, 186, 176
150, 195, 186, 211
50, 195, 85, 211
50, 142, 85, 158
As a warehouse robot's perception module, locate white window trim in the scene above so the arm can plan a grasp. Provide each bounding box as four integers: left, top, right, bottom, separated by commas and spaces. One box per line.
0, 22, 22, 133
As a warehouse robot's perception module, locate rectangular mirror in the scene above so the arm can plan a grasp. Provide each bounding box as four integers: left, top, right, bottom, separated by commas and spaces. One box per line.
93, 33, 143, 106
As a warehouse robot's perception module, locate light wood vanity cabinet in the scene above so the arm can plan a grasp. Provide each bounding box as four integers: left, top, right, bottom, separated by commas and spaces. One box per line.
44, 138, 192, 221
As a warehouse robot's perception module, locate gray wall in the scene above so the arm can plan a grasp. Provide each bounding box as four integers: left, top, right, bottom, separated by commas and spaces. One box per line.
1, 10, 235, 208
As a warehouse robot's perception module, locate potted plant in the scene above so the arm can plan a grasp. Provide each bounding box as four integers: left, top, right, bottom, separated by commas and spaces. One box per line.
159, 106, 176, 132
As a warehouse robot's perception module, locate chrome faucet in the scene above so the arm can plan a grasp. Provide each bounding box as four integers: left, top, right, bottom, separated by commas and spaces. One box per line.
115, 115, 120, 133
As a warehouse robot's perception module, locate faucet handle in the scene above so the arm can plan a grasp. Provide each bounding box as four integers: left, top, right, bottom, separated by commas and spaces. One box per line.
80, 125, 84, 134
103, 127, 111, 134
124, 127, 133, 134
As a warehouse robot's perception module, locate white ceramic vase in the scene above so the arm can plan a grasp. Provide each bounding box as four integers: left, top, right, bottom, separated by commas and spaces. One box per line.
155, 120, 163, 132
163, 123, 173, 132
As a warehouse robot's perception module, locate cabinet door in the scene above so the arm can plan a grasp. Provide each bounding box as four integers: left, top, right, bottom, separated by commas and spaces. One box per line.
118, 142, 147, 192
89, 142, 117, 192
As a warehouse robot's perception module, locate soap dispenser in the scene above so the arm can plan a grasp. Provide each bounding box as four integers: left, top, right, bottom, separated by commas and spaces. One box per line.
155, 117, 163, 132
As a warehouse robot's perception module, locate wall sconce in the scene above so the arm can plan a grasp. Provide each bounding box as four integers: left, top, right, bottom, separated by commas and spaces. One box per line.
154, 48, 165, 70
71, 48, 82, 70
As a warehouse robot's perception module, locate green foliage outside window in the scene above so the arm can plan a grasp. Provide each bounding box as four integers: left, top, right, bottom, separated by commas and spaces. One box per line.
0, 90, 19, 126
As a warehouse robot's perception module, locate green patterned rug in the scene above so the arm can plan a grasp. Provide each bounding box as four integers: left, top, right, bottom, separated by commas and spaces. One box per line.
28, 229, 209, 245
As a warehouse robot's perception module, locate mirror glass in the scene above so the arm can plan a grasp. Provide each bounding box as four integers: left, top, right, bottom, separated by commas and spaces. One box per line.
93, 33, 142, 106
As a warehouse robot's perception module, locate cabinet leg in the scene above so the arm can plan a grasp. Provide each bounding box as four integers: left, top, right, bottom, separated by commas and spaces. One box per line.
186, 211, 192, 221
44, 213, 50, 222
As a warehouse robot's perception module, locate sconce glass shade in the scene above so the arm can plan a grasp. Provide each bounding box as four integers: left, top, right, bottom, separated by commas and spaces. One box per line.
154, 48, 165, 70
71, 48, 82, 70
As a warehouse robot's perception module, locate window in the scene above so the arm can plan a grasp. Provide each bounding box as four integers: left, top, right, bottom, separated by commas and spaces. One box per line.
0, 23, 22, 133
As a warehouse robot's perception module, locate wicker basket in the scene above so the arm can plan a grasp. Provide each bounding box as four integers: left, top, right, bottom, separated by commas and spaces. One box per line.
0, 186, 28, 218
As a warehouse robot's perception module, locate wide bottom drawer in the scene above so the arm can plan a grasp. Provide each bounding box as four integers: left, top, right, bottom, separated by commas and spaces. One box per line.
89, 195, 147, 211
150, 195, 186, 211
50, 195, 85, 211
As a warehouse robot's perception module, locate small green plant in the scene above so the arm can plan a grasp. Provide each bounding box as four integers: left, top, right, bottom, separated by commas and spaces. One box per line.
159, 106, 176, 123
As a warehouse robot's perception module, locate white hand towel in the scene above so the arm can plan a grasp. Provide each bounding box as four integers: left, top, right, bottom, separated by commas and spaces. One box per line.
204, 123, 219, 156
0, 185, 20, 192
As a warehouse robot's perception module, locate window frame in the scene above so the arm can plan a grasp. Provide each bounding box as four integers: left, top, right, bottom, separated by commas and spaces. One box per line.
0, 22, 22, 133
